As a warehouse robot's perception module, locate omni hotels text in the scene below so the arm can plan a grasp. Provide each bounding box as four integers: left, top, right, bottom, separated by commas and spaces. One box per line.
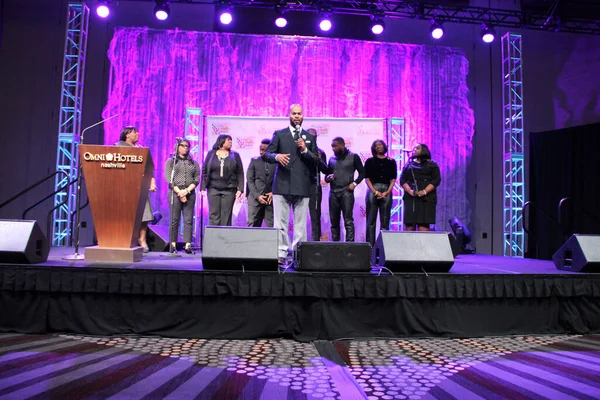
83, 152, 144, 169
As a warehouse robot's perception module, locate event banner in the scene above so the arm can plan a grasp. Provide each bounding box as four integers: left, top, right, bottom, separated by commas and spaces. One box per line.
200, 116, 388, 242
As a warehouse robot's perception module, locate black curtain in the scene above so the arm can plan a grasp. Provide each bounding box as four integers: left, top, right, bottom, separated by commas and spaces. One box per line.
529, 122, 600, 259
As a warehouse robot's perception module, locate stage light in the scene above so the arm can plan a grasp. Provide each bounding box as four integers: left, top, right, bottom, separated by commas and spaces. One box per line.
481, 23, 495, 43
275, 16, 287, 28
96, 1, 111, 18
274, 3, 287, 28
371, 17, 385, 35
448, 216, 475, 254
319, 18, 332, 32
219, 10, 233, 25
154, 1, 170, 21
430, 20, 444, 39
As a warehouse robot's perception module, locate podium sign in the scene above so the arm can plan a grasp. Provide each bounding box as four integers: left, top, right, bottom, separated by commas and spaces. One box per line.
79, 145, 154, 261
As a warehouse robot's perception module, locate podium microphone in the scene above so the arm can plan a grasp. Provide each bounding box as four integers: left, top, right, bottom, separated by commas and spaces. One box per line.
63, 113, 118, 261
81, 114, 118, 142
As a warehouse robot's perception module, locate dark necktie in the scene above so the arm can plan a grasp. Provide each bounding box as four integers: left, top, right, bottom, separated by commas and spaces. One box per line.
293, 129, 300, 141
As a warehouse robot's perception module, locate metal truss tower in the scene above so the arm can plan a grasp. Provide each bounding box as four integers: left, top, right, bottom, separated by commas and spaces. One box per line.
502, 33, 525, 257
184, 107, 203, 246
388, 117, 406, 231
52, 2, 89, 246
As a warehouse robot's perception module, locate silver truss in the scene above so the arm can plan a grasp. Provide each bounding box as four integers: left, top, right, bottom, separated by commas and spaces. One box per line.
502, 32, 525, 257
184, 107, 203, 247
52, 2, 89, 246
116, 0, 600, 35
389, 117, 406, 231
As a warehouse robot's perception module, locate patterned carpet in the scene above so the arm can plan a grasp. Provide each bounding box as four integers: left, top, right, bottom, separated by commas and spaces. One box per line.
0, 333, 599, 399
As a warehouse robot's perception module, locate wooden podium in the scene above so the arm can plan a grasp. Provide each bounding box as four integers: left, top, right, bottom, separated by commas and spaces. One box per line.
79, 145, 154, 262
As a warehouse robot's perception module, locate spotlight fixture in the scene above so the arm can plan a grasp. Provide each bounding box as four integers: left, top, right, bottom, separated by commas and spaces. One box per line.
274, 3, 287, 28
275, 15, 287, 28
319, 17, 332, 32
219, 9, 233, 25
370, 16, 385, 35
481, 23, 495, 43
430, 20, 444, 39
154, 1, 170, 21
96, 0, 111, 18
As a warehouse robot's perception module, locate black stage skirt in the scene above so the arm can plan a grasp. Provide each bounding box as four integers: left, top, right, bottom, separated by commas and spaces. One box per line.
403, 197, 436, 225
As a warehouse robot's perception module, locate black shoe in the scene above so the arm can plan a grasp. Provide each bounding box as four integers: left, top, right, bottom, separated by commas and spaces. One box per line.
169, 248, 178, 254
185, 246, 195, 255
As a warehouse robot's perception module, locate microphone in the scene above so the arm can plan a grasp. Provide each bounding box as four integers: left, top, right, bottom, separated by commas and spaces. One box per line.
401, 149, 412, 153
82, 114, 118, 143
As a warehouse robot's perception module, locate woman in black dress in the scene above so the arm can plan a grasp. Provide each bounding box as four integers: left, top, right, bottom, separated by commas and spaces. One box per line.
399, 144, 441, 231
201, 134, 244, 226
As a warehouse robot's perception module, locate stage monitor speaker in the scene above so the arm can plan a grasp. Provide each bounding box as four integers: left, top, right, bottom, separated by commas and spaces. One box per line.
373, 231, 455, 273
147, 225, 169, 252
297, 242, 372, 273
553, 234, 600, 272
202, 226, 278, 271
0, 220, 50, 264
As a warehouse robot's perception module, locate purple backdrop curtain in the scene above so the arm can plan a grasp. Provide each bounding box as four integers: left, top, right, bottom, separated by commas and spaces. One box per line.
103, 28, 474, 231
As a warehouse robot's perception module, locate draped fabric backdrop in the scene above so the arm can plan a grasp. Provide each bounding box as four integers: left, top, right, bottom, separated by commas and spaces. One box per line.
103, 28, 474, 236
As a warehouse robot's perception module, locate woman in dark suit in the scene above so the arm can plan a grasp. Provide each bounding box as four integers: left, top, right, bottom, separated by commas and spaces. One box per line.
399, 144, 441, 231
201, 134, 244, 226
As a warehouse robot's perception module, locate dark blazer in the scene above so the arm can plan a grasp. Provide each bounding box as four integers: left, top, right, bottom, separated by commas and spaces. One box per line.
201, 149, 244, 192
264, 127, 319, 197
246, 156, 274, 206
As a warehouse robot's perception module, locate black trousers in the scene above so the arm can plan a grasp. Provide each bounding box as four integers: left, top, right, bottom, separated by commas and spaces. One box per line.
247, 202, 274, 227
329, 189, 355, 242
207, 187, 236, 226
309, 186, 323, 241
169, 191, 196, 243
365, 183, 392, 245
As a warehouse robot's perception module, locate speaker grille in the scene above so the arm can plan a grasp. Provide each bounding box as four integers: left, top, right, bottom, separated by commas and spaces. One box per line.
297, 242, 372, 272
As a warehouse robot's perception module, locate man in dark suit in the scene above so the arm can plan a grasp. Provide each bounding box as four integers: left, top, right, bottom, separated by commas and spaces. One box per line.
246, 138, 274, 227
307, 128, 328, 241
264, 104, 320, 264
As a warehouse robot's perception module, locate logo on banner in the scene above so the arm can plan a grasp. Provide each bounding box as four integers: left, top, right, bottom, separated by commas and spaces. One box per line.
358, 151, 371, 164
344, 137, 353, 149
236, 137, 255, 149
307, 125, 329, 137
356, 125, 380, 136
211, 123, 230, 135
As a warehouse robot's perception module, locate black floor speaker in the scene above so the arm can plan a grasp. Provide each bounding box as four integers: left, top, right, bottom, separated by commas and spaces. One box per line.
553, 234, 600, 272
147, 225, 170, 252
0, 220, 50, 264
202, 226, 278, 271
297, 242, 372, 272
373, 231, 455, 273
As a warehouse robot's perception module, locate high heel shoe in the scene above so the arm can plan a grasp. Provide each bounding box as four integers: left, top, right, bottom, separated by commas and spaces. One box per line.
184, 244, 195, 255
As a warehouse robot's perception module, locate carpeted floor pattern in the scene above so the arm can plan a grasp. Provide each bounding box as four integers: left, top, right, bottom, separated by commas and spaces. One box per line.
1, 333, 599, 399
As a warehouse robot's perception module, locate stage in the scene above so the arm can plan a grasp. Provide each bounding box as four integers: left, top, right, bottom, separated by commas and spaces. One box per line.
1, 248, 599, 342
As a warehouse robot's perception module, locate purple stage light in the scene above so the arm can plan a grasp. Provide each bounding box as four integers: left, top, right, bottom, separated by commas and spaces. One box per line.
96, 5, 110, 18
431, 27, 444, 39
429, 20, 444, 39
154, 2, 170, 21
220, 11, 233, 25
481, 23, 495, 43
371, 22, 384, 35
275, 16, 287, 28
155, 10, 168, 20
319, 18, 332, 32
